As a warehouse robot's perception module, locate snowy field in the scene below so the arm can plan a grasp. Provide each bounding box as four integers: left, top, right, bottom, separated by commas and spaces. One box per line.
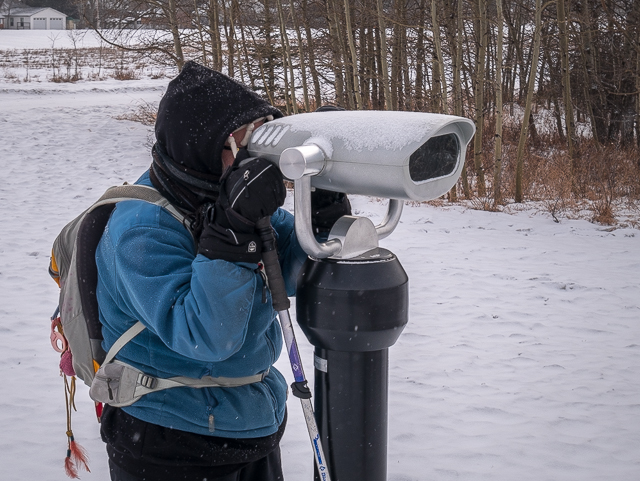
0, 29, 108, 49
2, 32, 640, 481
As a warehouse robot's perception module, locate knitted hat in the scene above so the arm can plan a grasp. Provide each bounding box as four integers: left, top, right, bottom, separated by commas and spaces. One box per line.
155, 61, 283, 180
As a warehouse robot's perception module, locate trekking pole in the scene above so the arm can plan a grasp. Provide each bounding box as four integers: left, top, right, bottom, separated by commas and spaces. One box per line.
255, 217, 331, 481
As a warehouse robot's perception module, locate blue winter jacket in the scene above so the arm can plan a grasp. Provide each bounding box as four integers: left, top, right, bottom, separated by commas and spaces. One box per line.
95, 171, 307, 438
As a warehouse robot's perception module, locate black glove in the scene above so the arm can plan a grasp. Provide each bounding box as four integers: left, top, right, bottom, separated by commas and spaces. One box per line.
198, 158, 286, 263
311, 188, 352, 236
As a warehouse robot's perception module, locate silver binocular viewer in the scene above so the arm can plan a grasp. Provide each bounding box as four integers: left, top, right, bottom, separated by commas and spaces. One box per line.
248, 111, 475, 259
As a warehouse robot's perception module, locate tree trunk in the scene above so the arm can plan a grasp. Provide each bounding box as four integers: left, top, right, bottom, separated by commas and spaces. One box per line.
493, 0, 504, 205
414, 0, 427, 111
515, 0, 542, 203
400, 9, 411, 110
370, 26, 380, 109
259, 0, 277, 104
193, 0, 209, 66
233, 0, 245, 84
376, 0, 392, 109
167, 0, 185, 70
637, 36, 640, 150
302, 0, 322, 108
536, 21, 549, 101
577, 2, 601, 146
390, 0, 403, 110
249, 27, 275, 105
209, 0, 223, 70
443, 0, 467, 199
557, 0, 575, 167
474, 0, 488, 196
239, 24, 257, 90
431, 0, 447, 113
222, 0, 235, 76
327, 0, 346, 107
363, 25, 375, 108
331, 0, 355, 109
276, 0, 298, 114
344, 0, 364, 109
457, 0, 470, 198
289, 0, 310, 111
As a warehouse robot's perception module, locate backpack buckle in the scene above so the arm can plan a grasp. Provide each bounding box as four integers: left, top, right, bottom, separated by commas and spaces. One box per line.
138, 373, 158, 389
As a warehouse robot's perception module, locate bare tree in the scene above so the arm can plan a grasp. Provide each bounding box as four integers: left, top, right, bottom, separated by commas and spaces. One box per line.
431, 0, 447, 113
376, 0, 392, 109
515, 0, 543, 203
473, 0, 488, 196
343, 0, 363, 109
493, 0, 504, 204
556, 0, 575, 166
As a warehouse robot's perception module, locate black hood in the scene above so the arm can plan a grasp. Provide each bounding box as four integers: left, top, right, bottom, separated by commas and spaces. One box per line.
151, 61, 282, 212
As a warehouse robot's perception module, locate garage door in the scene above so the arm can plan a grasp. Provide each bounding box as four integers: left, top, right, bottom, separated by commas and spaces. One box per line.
33, 18, 46, 29
50, 18, 64, 29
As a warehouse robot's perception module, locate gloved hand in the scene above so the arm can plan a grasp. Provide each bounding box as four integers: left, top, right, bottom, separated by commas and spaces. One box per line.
198, 157, 286, 263
311, 188, 352, 236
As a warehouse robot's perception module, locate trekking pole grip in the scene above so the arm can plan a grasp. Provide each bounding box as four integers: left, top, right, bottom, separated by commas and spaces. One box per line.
255, 217, 291, 312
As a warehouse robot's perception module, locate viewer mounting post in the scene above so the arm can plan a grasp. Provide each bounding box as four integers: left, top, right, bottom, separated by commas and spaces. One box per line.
249, 110, 475, 480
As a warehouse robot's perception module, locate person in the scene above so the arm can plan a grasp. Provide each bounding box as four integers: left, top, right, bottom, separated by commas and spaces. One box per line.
95, 62, 350, 481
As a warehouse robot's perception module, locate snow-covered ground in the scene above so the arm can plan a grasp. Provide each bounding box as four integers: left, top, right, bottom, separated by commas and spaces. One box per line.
0, 29, 108, 49
1, 33, 640, 481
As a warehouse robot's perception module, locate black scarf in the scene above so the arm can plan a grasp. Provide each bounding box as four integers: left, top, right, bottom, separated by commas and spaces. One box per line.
150, 142, 220, 214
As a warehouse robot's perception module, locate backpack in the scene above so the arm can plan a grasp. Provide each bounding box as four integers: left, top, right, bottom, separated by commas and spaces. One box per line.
48, 184, 189, 478
49, 183, 269, 478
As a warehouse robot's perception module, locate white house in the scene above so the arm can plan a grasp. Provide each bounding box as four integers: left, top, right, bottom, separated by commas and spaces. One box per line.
2, 7, 66, 30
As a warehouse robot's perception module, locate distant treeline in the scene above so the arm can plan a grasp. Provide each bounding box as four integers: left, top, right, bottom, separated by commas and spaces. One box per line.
70, 0, 640, 219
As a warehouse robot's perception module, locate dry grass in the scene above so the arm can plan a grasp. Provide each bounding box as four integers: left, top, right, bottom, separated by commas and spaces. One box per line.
112, 67, 140, 80
458, 109, 640, 228
116, 101, 158, 126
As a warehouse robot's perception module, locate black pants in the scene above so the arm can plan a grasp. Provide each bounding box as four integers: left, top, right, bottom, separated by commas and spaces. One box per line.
108, 448, 283, 481
101, 405, 285, 481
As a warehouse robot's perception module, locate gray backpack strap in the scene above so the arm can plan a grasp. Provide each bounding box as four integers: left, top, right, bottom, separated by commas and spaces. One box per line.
91, 360, 268, 408
102, 321, 146, 366
135, 369, 270, 396
96, 185, 191, 237
92, 321, 268, 407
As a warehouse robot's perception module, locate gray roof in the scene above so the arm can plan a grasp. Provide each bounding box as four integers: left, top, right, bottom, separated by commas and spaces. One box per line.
5, 7, 48, 16
3, 7, 66, 17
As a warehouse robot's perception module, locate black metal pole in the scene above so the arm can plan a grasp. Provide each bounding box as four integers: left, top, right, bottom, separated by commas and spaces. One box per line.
296, 248, 408, 481
313, 348, 389, 481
